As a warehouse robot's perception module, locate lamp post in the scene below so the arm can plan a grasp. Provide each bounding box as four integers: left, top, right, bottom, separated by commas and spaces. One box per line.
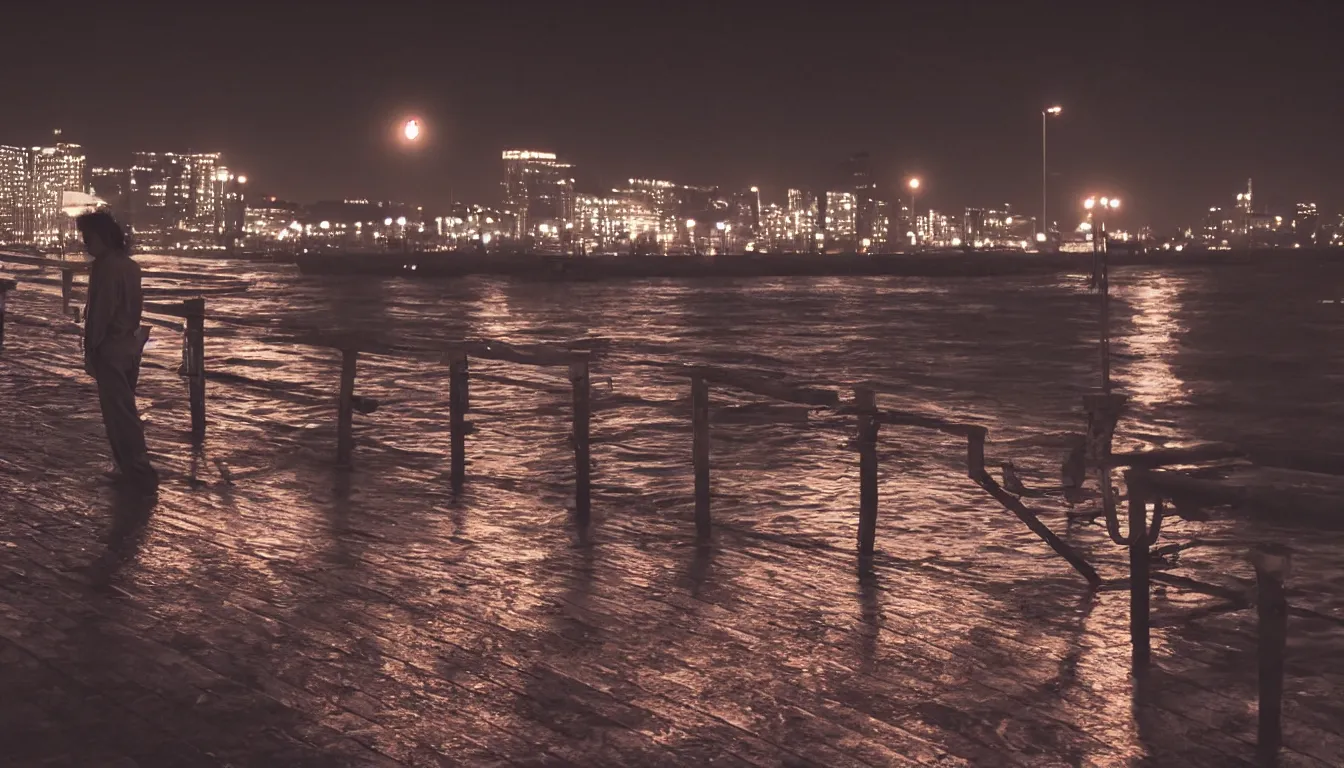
1085, 195, 1121, 393
907, 178, 921, 247
686, 218, 697, 256
1041, 106, 1062, 239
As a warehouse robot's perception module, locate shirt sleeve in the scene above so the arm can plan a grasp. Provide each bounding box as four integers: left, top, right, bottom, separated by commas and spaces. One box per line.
84, 261, 120, 357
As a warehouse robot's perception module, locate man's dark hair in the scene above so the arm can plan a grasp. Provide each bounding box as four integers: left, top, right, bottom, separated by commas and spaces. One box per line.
76, 210, 127, 251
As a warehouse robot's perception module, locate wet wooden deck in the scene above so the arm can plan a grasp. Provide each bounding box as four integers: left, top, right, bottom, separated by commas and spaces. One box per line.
3, 341, 1343, 766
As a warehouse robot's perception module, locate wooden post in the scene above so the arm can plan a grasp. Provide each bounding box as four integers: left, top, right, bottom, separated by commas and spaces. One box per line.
1251, 545, 1290, 767
855, 387, 879, 558
0, 279, 14, 352
61, 268, 73, 315
336, 348, 357, 467
692, 375, 711, 539
1128, 474, 1151, 667
966, 425, 987, 479
570, 356, 591, 525
449, 352, 468, 495
182, 298, 206, 445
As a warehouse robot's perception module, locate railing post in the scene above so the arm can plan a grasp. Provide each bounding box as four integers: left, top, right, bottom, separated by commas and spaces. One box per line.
855, 386, 879, 559
1252, 545, 1290, 767
336, 348, 357, 468
966, 425, 987, 479
182, 298, 206, 445
692, 374, 710, 539
61, 268, 73, 315
449, 352, 468, 495
570, 355, 591, 526
1127, 472, 1151, 667
0, 279, 14, 352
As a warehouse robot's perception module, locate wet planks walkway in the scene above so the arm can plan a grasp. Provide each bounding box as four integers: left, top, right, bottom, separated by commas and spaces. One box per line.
3, 329, 1343, 766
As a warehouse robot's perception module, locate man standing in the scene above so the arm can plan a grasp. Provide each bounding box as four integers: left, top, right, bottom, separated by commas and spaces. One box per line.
78, 211, 158, 491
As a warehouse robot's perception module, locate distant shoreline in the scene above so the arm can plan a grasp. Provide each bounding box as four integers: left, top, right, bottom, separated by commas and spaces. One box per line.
290, 248, 1342, 281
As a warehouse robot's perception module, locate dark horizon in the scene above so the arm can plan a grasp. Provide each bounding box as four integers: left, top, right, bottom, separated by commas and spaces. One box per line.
7, 1, 1342, 230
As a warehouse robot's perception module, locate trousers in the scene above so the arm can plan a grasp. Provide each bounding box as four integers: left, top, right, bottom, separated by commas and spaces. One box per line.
94, 352, 158, 488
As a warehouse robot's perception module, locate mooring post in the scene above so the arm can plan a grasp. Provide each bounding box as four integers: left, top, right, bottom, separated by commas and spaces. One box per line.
182, 297, 207, 445
449, 352, 468, 495
1251, 545, 1290, 767
0, 278, 14, 352
570, 355, 592, 525
336, 348, 357, 468
855, 386, 880, 559
1127, 472, 1151, 668
692, 374, 711, 539
61, 268, 73, 316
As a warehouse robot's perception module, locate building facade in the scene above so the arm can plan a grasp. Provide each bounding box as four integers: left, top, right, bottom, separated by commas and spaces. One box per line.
129, 151, 229, 242
0, 145, 27, 242
501, 149, 576, 239
28, 137, 86, 245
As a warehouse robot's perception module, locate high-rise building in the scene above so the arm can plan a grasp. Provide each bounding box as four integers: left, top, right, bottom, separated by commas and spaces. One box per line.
501, 149, 576, 239
128, 151, 228, 240
1292, 202, 1319, 246
824, 191, 857, 249
27, 133, 86, 245
0, 145, 28, 242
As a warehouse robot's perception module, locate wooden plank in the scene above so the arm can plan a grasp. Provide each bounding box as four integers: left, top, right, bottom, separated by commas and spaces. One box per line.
0, 252, 90, 272
688, 365, 839, 407
1110, 442, 1243, 468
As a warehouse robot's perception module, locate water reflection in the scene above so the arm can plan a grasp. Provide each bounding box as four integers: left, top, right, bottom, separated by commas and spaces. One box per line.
1115, 272, 1190, 416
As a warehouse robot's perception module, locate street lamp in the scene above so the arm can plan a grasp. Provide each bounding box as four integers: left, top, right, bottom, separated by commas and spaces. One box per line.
1042, 105, 1062, 239
907, 178, 921, 246
1083, 194, 1121, 394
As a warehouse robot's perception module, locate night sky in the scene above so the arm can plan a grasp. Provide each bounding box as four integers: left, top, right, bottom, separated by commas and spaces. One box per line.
7, 1, 1342, 230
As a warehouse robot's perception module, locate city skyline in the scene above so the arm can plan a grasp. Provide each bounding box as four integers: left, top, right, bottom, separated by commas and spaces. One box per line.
6, 2, 1341, 232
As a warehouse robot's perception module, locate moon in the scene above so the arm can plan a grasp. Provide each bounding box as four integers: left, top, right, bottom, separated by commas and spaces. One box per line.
403, 119, 421, 142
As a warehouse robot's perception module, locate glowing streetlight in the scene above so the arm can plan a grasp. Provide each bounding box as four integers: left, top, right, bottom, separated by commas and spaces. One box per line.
685, 218, 696, 229
384, 217, 393, 226
1041, 105, 1062, 239
403, 118, 421, 142
319, 220, 331, 230
396, 216, 407, 227
1084, 197, 1096, 210
907, 178, 921, 246
1108, 198, 1121, 210
236, 175, 247, 184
